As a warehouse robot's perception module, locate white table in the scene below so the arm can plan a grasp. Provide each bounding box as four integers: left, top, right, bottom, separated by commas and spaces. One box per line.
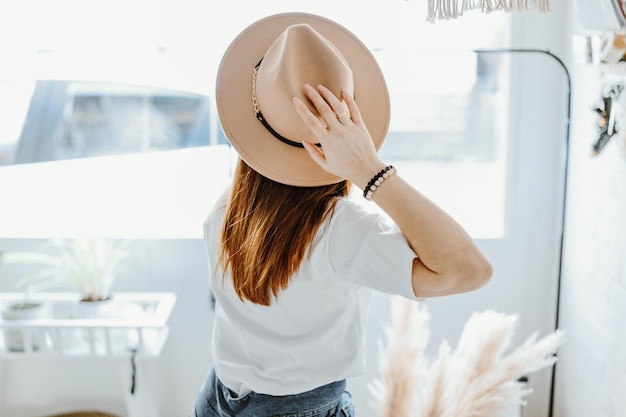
0, 292, 176, 417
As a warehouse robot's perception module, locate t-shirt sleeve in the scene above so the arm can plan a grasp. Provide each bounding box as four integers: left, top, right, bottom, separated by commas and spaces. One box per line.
327, 200, 419, 300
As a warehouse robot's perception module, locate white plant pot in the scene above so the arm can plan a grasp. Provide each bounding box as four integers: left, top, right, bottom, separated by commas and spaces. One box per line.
1, 301, 47, 351
75, 297, 117, 319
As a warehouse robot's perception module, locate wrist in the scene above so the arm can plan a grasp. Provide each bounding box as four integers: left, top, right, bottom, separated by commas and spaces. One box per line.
362, 165, 396, 200
353, 161, 388, 190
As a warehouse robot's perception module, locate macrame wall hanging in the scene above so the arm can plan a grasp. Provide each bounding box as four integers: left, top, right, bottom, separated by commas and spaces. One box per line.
426, 0, 551, 22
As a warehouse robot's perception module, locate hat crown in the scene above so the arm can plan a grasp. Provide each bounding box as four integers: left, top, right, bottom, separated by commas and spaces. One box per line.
255, 24, 354, 144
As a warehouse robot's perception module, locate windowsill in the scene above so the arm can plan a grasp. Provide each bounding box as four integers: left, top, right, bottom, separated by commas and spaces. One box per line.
0, 146, 234, 239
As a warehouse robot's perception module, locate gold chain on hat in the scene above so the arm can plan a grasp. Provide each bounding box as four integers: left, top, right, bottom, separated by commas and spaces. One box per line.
252, 64, 260, 114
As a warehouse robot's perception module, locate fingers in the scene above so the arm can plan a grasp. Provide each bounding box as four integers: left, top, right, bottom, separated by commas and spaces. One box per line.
293, 83, 364, 152
343, 89, 363, 125
297, 84, 356, 130
304, 85, 337, 126
292, 96, 329, 139
317, 85, 351, 123
302, 142, 327, 167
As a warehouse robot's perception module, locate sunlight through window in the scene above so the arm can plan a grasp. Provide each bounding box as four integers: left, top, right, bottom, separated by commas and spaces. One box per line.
0, 0, 510, 238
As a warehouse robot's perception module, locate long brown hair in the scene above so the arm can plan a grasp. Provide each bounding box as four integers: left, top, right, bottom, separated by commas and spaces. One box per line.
219, 159, 349, 306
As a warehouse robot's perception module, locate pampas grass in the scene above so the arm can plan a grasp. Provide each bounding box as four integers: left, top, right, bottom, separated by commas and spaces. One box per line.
371, 297, 566, 417
369, 298, 430, 417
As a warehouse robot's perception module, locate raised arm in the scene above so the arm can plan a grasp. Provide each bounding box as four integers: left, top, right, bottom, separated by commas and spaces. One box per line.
293, 84, 492, 298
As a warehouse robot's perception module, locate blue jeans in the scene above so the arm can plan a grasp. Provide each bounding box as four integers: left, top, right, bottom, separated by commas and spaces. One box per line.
193, 368, 355, 417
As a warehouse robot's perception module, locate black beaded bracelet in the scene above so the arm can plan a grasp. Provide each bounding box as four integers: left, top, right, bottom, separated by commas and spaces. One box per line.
363, 165, 396, 200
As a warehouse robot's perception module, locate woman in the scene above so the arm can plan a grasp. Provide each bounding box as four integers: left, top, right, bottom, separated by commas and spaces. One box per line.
193, 12, 492, 417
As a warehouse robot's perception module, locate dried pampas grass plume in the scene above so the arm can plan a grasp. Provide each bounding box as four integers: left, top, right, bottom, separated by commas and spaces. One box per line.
371, 296, 566, 417
369, 297, 430, 417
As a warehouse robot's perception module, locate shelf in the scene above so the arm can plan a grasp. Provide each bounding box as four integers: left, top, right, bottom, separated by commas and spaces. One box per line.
600, 62, 626, 79
0, 292, 175, 358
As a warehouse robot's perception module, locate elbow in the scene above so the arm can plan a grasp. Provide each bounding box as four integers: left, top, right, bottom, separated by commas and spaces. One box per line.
462, 256, 493, 291
411, 255, 493, 298
443, 256, 493, 295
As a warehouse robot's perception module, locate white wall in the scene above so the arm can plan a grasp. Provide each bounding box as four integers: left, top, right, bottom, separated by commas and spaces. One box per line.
553, 10, 626, 417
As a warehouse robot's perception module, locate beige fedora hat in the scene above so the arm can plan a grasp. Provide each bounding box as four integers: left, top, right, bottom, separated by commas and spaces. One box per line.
216, 13, 390, 187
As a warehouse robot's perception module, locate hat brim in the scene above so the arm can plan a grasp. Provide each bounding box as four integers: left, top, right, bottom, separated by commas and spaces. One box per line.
216, 13, 390, 187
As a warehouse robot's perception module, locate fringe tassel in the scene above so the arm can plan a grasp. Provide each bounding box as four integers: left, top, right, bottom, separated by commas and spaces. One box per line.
427, 0, 550, 22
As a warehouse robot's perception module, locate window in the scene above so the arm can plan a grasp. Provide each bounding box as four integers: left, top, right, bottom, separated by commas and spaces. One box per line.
61, 84, 206, 155
1, 81, 228, 166
0, 0, 510, 238
372, 50, 510, 238
0, 81, 35, 165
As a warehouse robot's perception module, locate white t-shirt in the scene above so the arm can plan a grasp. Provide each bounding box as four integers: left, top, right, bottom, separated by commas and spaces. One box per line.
203, 196, 418, 397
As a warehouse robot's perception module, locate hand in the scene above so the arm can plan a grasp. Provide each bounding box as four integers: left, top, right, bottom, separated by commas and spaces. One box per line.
292, 84, 386, 189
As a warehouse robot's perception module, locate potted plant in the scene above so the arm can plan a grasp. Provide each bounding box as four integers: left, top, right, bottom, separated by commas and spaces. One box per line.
0, 238, 132, 318
0, 251, 52, 350
0, 297, 47, 351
